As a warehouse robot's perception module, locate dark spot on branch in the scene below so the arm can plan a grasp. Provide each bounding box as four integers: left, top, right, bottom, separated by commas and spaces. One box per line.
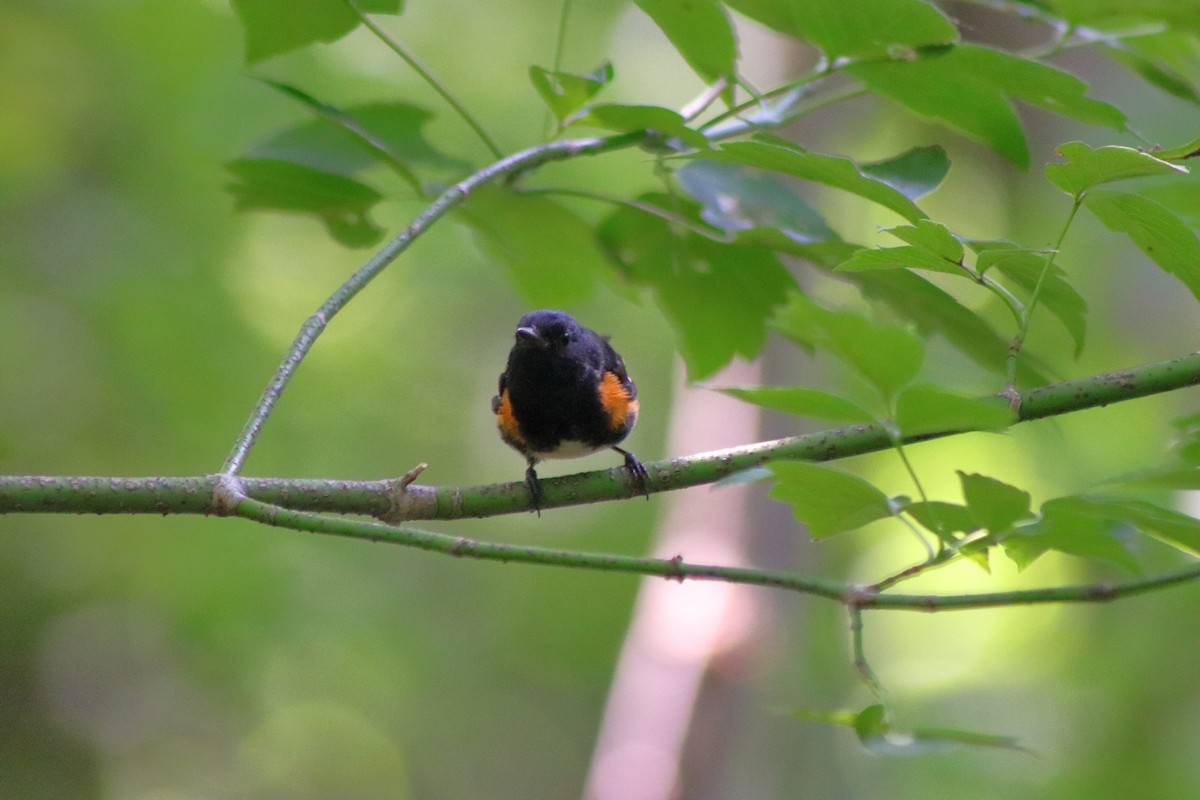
665, 554, 685, 583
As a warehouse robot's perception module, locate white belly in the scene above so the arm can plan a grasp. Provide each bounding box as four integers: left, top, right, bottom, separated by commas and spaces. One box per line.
538, 440, 602, 459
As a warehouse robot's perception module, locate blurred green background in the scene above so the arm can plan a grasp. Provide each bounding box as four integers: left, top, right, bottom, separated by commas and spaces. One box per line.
3, 1, 1200, 798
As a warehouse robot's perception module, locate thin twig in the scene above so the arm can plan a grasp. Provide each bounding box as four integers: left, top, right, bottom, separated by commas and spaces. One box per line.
219, 131, 647, 476
4, 472, 1199, 609
849, 606, 887, 703
347, 1, 504, 160
226, 495, 1200, 612
1007, 196, 1083, 385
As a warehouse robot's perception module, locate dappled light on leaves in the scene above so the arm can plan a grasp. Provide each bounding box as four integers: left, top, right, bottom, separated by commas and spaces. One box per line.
6, 1, 1200, 798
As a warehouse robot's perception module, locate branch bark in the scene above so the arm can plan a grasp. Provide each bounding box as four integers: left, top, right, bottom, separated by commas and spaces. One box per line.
4, 350, 1198, 519
3, 353, 1200, 611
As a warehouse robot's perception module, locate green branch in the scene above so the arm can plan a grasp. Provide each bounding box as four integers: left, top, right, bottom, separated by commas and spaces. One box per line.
7, 350, 1200, 520
4, 353, 1200, 611
134, 486, 1200, 613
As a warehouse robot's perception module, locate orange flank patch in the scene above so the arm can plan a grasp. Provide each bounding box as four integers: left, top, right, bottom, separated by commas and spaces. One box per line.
494, 390, 525, 447
598, 371, 637, 428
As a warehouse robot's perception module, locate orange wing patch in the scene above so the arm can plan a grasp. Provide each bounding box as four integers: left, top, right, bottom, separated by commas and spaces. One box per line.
494, 390, 526, 448
598, 371, 638, 429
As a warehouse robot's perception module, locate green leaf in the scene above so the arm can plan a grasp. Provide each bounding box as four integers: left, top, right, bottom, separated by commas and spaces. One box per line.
729, 0, 957, 60
231, 0, 403, 64
248, 93, 467, 189
895, 386, 1015, 437
973, 244, 1049, 276
1072, 497, 1200, 558
598, 195, 796, 379
713, 466, 774, 487
848, 45, 1127, 166
226, 158, 384, 247
789, 707, 859, 727
347, 104, 469, 168
860, 146, 951, 200
837, 220, 968, 276
1104, 46, 1200, 106
904, 500, 980, 540
456, 185, 603, 307
576, 104, 709, 150
697, 139, 927, 223
676, 160, 837, 245
853, 704, 890, 741
885, 220, 964, 261
1004, 496, 1141, 572
257, 80, 428, 187
835, 245, 964, 276
1083, 190, 1200, 303
648, 240, 795, 378
769, 462, 892, 538
774, 294, 925, 400
970, 242, 1088, 357
1153, 136, 1200, 162
1111, 466, 1200, 491
795, 704, 1028, 756
632, 0, 737, 82
846, 270, 1048, 384
529, 62, 613, 124
723, 387, 876, 423
898, 725, 1029, 756
1045, 141, 1187, 198
1048, 0, 1200, 31
1119, 500, 1200, 557
1175, 414, 1200, 465
959, 472, 1031, 535
1140, 181, 1200, 228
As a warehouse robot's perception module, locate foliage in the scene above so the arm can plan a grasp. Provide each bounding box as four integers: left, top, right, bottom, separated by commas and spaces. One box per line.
225, 0, 1200, 569
4, 0, 1200, 796
218, 0, 1200, 761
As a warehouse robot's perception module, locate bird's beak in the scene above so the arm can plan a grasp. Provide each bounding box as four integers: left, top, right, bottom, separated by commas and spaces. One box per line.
515, 325, 545, 346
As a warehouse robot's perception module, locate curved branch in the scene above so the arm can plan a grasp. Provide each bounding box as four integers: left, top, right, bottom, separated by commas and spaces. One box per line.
218, 130, 648, 477
214, 495, 1200, 612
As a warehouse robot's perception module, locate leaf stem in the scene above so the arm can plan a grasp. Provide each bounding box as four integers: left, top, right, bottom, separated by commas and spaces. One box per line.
869, 548, 957, 593
889, 438, 936, 558
975, 271, 1026, 328
698, 70, 824, 131
850, 606, 887, 704
1007, 195, 1082, 385
347, 2, 504, 160
259, 79, 425, 193
541, 0, 575, 134
680, 78, 731, 122
518, 185, 734, 242
701, 83, 868, 141
551, 0, 572, 72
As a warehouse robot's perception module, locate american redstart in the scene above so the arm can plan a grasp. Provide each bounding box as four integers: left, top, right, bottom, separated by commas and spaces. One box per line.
492, 309, 649, 513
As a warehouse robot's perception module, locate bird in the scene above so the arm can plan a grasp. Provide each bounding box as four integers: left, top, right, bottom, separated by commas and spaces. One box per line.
492, 309, 649, 513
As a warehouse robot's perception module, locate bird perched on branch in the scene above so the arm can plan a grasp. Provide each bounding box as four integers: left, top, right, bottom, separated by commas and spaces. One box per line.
492, 309, 649, 513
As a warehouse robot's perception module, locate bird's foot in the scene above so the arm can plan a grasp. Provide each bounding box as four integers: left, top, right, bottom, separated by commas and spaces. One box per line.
613, 447, 650, 500
524, 464, 543, 517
